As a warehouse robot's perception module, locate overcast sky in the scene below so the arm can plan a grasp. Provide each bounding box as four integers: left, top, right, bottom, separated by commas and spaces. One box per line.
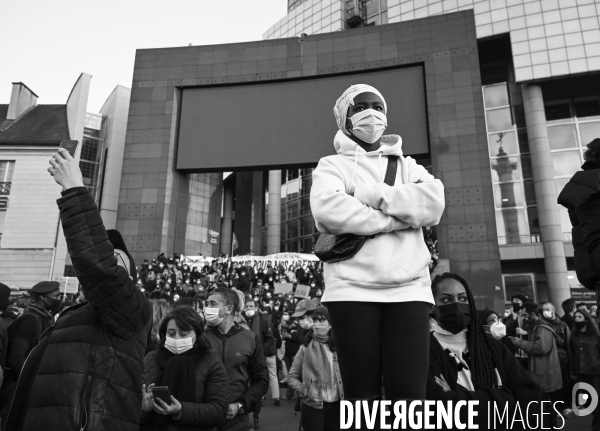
0, 0, 287, 113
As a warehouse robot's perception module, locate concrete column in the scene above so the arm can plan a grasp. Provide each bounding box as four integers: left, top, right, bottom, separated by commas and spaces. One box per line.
220, 183, 234, 255
267, 170, 282, 255
522, 84, 570, 308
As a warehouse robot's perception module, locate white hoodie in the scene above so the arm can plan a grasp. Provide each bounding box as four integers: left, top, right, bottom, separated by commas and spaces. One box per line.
310, 130, 445, 304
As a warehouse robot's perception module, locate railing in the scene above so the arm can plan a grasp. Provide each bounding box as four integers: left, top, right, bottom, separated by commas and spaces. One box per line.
498, 232, 573, 245
0, 182, 10, 195
498, 234, 541, 245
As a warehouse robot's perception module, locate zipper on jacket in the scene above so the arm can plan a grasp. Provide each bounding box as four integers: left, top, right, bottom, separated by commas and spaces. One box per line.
79, 374, 93, 431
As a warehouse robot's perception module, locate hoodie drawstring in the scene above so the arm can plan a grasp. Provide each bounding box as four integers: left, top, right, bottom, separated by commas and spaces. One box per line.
350, 145, 359, 193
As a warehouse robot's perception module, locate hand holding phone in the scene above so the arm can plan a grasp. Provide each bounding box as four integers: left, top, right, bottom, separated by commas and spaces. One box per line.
151, 386, 171, 406
59, 140, 79, 158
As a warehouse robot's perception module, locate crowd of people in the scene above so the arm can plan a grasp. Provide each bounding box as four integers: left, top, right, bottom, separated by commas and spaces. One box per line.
0, 84, 597, 431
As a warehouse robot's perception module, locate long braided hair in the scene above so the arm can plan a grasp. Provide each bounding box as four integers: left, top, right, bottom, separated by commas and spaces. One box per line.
432, 273, 504, 390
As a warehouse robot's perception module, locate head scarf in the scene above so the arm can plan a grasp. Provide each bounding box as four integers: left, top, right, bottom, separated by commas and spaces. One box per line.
333, 84, 387, 136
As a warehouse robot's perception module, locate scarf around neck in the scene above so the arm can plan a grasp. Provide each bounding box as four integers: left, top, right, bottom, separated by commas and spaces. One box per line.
143, 343, 202, 431
303, 337, 335, 405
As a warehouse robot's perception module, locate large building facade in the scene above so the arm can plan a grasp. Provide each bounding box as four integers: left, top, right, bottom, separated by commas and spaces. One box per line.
0, 75, 131, 288
258, 0, 600, 307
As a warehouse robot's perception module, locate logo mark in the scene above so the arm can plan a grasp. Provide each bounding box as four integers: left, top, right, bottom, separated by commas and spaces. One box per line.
573, 382, 598, 416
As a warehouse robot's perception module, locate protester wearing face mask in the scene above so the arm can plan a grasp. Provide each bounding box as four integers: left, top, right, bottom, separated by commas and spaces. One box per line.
503, 294, 529, 367
141, 307, 229, 430
311, 85, 445, 420
243, 299, 280, 423
569, 310, 600, 429
541, 302, 573, 418
477, 309, 506, 340
203, 288, 269, 431
287, 307, 343, 431
427, 273, 541, 430
509, 302, 565, 428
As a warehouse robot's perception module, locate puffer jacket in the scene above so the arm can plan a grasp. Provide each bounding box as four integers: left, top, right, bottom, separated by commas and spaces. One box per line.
570, 320, 600, 376
142, 349, 229, 430
558, 161, 600, 289
6, 187, 152, 431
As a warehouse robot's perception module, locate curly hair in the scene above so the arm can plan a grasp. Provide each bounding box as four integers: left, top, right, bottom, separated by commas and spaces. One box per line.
431, 272, 504, 391
584, 138, 600, 164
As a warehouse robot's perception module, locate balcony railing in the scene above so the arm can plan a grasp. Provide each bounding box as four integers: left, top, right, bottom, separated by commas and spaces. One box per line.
498, 232, 573, 245
0, 182, 10, 195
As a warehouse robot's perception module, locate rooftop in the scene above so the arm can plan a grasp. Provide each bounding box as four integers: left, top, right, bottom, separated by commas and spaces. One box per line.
0, 104, 70, 144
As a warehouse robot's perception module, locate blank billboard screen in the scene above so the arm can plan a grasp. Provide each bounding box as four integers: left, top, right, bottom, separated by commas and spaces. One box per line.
177, 66, 428, 172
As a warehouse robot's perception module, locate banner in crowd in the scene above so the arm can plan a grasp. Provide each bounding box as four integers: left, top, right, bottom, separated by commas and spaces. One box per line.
180, 252, 320, 270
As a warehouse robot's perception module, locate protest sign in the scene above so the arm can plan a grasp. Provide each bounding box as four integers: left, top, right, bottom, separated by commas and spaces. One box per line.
295, 284, 310, 299
274, 282, 294, 295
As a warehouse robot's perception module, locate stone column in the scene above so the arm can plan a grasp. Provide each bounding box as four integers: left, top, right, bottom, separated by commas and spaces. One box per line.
522, 84, 570, 309
267, 170, 282, 255
220, 182, 234, 255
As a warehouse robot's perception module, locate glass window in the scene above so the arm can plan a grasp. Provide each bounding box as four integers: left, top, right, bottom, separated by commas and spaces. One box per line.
558, 205, 572, 234
545, 102, 572, 122
287, 201, 298, 220
0, 161, 15, 183
548, 124, 578, 150
301, 176, 312, 196
524, 181, 536, 206
300, 216, 313, 236
483, 84, 509, 109
300, 197, 311, 216
518, 129, 530, 153
513, 105, 527, 128
287, 220, 298, 240
486, 108, 513, 132
575, 100, 600, 119
366, 14, 380, 25
79, 161, 97, 183
381, 10, 388, 24
488, 131, 518, 157
366, 0, 380, 16
579, 121, 600, 148
527, 207, 540, 234
81, 138, 99, 161
301, 238, 314, 253
503, 274, 535, 302
491, 157, 523, 183
521, 154, 533, 180
493, 183, 525, 208
551, 151, 581, 177
495, 208, 530, 242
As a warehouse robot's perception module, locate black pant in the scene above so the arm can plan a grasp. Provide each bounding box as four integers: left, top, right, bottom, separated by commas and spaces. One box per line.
327, 301, 430, 401
301, 401, 340, 431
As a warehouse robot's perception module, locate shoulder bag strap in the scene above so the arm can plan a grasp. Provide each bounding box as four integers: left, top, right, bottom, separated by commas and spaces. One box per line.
384, 156, 399, 186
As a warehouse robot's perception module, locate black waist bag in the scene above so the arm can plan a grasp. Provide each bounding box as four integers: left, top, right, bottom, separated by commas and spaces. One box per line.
314, 155, 399, 263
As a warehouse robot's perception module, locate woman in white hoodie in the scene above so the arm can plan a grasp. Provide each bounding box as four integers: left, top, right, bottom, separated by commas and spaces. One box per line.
310, 84, 445, 411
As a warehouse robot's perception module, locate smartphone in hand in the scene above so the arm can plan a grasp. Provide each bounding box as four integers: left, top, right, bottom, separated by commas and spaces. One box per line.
59, 140, 79, 158
151, 386, 171, 405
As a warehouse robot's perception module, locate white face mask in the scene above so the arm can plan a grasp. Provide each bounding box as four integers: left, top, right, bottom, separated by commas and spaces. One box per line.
490, 321, 506, 340
204, 306, 226, 326
282, 315, 290, 321
165, 335, 194, 354
349, 109, 387, 144
543, 310, 553, 319
299, 318, 313, 330
245, 309, 256, 318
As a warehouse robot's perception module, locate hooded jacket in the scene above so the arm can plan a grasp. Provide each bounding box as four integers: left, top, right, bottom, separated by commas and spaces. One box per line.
557, 162, 600, 289
311, 131, 445, 303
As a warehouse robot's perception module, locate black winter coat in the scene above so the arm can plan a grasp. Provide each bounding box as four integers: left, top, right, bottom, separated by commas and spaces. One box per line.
558, 162, 600, 289
6, 187, 152, 431
427, 333, 542, 430
142, 349, 229, 430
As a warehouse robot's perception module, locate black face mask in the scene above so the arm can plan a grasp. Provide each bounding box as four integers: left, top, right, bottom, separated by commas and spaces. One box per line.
512, 302, 522, 312
575, 321, 587, 328
433, 302, 471, 334
42, 296, 62, 314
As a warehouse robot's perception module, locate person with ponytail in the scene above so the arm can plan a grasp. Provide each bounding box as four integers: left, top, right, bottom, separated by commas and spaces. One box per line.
141, 306, 229, 430
287, 306, 344, 431
427, 273, 541, 430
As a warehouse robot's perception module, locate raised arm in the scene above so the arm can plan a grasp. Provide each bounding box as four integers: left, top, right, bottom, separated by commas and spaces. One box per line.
354, 156, 445, 227
49, 148, 151, 340
310, 157, 411, 236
